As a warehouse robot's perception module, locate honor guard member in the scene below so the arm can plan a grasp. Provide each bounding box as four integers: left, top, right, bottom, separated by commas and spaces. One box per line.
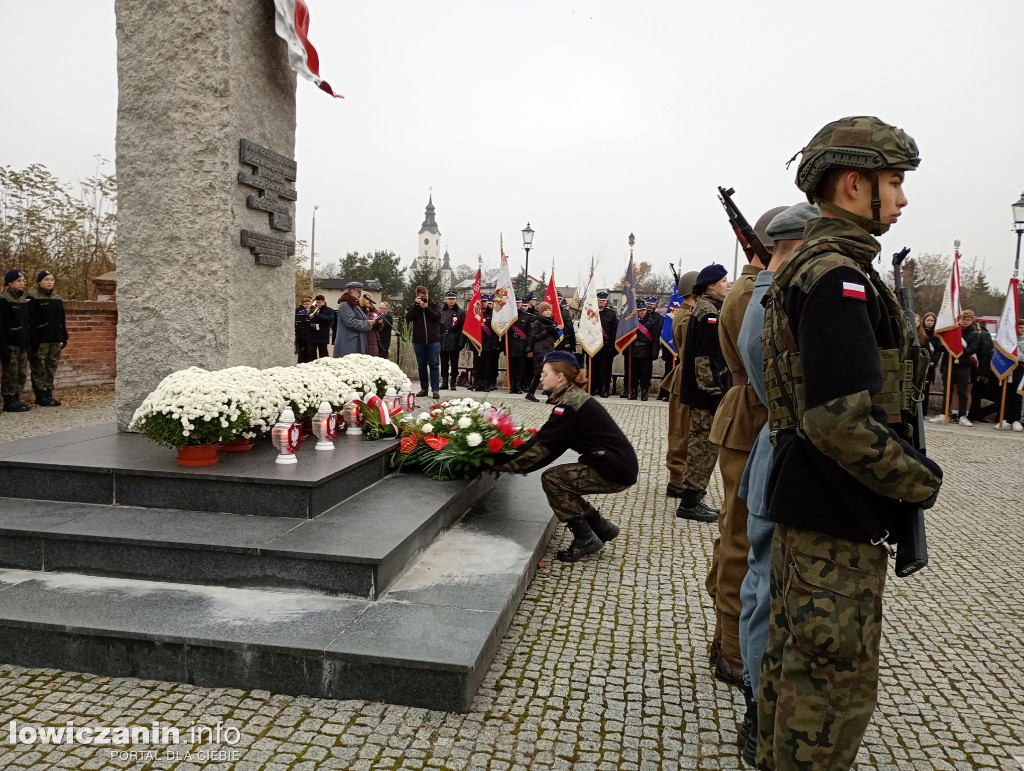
627, 303, 660, 400
439, 290, 465, 390
507, 299, 530, 393
26, 270, 69, 406
665, 271, 699, 497
476, 295, 499, 391
1, 269, 33, 412
496, 350, 637, 562
593, 291, 618, 397
734, 202, 819, 766
757, 117, 943, 771
677, 264, 731, 522
556, 295, 578, 361
705, 206, 784, 689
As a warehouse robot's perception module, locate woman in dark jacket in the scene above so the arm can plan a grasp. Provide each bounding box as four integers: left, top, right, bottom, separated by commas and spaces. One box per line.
524, 302, 558, 401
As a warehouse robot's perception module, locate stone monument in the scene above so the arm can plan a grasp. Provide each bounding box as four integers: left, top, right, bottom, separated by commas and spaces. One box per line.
114, 0, 297, 428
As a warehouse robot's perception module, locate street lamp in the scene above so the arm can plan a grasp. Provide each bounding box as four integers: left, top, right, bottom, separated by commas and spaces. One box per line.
310, 204, 319, 292
628, 232, 635, 260
1012, 192, 1024, 278
521, 222, 535, 296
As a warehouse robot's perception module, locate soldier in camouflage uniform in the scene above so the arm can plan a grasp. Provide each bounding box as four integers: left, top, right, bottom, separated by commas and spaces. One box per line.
496, 350, 638, 562
26, 270, 69, 406
756, 117, 943, 771
1, 269, 33, 412
677, 264, 731, 522
665, 271, 699, 498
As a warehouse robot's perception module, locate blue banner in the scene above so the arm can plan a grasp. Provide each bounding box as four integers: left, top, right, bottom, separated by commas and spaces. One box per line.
614, 258, 639, 352
660, 283, 683, 355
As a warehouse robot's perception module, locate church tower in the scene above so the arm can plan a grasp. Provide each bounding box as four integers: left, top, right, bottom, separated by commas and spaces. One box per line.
416, 194, 441, 274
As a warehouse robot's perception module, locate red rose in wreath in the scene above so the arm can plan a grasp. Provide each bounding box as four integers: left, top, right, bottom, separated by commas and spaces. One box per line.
486, 436, 505, 453
512, 437, 524, 449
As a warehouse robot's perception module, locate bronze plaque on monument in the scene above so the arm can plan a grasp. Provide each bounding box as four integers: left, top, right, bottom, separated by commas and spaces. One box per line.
238, 139, 297, 266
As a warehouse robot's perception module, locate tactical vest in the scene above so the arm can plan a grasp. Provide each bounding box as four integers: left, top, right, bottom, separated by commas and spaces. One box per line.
761, 239, 929, 441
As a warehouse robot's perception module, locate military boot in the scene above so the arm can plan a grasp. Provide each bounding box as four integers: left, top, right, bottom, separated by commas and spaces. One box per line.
676, 489, 718, 523
585, 511, 619, 543
640, 388, 649, 401
628, 390, 637, 400
45, 390, 61, 407
738, 682, 757, 767
556, 516, 604, 562
700, 490, 721, 515
3, 394, 29, 413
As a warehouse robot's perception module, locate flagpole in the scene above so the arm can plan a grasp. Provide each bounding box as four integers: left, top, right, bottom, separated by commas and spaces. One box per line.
943, 355, 953, 424
505, 333, 511, 394
998, 380, 1007, 427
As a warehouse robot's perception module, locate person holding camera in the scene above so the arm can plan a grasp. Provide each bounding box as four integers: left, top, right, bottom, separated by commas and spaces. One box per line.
405, 285, 442, 398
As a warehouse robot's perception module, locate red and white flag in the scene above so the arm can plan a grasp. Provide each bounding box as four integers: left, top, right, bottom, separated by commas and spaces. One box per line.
934, 247, 964, 358
272, 0, 343, 98
462, 268, 484, 353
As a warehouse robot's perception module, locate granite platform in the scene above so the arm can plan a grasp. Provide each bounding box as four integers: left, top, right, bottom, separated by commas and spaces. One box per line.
0, 426, 556, 711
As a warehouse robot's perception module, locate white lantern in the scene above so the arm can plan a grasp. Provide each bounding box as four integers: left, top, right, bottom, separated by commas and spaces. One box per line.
272, 407, 300, 464
312, 401, 337, 451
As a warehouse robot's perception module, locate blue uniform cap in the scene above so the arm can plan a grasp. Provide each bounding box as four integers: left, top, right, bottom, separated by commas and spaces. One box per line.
543, 350, 579, 368
596, 291, 609, 299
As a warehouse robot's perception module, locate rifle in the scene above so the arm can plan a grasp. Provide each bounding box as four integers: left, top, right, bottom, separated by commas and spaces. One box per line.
892, 246, 929, 577
668, 262, 680, 287
717, 186, 771, 268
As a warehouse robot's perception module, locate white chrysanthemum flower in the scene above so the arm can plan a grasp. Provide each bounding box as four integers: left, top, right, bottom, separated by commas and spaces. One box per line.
457, 416, 473, 429
466, 432, 483, 447
421, 423, 434, 434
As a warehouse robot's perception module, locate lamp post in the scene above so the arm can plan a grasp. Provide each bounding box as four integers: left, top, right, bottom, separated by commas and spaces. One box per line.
310, 204, 319, 292
1012, 192, 1024, 278
521, 222, 534, 297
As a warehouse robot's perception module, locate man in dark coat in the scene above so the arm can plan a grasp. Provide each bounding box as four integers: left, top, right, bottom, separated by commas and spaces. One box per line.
307, 295, 335, 359
404, 285, 442, 398
506, 299, 531, 393
627, 304, 660, 400
593, 291, 618, 397
439, 290, 465, 389
375, 302, 394, 358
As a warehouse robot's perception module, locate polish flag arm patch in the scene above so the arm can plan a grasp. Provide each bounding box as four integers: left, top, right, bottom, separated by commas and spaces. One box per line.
706, 316, 718, 325
552, 406, 566, 415
842, 282, 867, 300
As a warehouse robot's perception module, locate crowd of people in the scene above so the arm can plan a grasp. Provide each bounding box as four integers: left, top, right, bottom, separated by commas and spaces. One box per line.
0, 268, 69, 414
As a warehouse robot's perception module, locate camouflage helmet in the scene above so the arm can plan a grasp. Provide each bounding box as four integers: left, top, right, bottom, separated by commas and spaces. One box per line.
795, 116, 919, 200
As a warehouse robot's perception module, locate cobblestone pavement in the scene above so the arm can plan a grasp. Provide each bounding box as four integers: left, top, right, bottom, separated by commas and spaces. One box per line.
1, 389, 1023, 770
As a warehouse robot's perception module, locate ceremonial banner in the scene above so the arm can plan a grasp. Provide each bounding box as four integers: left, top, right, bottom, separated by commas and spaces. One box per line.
490, 240, 518, 338
614, 257, 639, 352
543, 273, 565, 332
273, 0, 343, 98
577, 283, 604, 356
461, 268, 483, 353
661, 283, 683, 355
991, 277, 1019, 381
934, 249, 964, 357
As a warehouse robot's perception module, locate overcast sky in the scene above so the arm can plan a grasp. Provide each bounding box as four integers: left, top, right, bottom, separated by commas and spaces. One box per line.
3, 1, 1023, 292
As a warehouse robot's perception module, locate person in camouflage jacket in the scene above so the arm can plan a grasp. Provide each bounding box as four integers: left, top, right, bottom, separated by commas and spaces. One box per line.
756, 116, 943, 771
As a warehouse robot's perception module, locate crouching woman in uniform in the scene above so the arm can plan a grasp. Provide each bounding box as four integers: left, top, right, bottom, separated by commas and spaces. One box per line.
495, 350, 638, 562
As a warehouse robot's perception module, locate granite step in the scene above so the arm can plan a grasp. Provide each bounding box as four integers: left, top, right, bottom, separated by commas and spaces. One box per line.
0, 474, 557, 712
0, 424, 395, 518
0, 474, 495, 599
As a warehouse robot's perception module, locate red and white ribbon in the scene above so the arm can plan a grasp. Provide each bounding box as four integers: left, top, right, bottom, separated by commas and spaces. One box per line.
272, 0, 343, 98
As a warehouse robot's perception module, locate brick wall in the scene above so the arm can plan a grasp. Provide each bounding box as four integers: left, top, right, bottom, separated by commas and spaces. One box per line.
55, 301, 118, 389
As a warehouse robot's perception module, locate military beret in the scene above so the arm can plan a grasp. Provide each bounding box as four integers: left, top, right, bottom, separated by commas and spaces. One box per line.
4, 269, 24, 285
543, 350, 579, 368
345, 281, 363, 290
766, 202, 820, 242
596, 291, 609, 299
444, 290, 457, 297
36, 270, 53, 283
695, 263, 728, 289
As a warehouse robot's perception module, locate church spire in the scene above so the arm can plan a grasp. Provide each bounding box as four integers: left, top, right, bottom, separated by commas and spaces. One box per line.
419, 193, 439, 234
